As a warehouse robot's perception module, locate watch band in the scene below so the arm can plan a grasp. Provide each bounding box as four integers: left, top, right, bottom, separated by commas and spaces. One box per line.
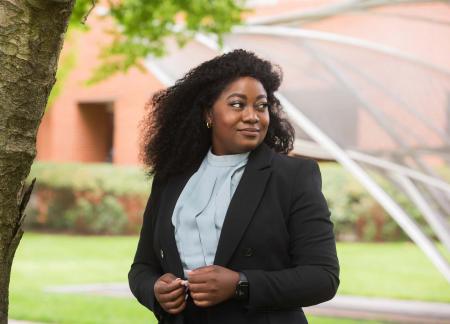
234, 272, 249, 301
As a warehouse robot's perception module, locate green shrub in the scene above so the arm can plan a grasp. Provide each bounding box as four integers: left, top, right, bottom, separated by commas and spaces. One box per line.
320, 162, 436, 242
64, 195, 128, 234
24, 161, 151, 235
26, 161, 151, 196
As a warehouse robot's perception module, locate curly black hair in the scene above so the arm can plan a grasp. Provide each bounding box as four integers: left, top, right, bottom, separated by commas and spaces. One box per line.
139, 49, 295, 182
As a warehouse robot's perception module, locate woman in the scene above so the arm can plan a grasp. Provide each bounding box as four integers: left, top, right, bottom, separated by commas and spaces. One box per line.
129, 49, 340, 324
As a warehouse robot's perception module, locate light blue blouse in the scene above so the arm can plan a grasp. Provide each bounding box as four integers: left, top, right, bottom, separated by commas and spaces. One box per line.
171, 146, 250, 278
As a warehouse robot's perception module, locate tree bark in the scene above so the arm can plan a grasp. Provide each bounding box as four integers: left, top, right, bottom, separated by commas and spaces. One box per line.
0, 0, 75, 322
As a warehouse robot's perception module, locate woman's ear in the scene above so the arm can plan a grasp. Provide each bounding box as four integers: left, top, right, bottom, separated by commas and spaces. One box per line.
203, 109, 212, 123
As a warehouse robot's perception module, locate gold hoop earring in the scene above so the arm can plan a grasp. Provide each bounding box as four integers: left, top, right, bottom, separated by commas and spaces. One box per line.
206, 120, 212, 128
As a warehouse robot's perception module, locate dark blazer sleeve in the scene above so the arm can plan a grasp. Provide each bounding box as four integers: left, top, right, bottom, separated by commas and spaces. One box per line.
242, 159, 340, 310
128, 174, 166, 321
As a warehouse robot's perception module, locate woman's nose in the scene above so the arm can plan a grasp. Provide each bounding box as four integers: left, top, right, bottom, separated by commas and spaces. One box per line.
242, 106, 259, 122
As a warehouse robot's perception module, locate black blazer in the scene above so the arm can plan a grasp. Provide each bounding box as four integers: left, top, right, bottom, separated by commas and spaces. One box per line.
128, 142, 340, 324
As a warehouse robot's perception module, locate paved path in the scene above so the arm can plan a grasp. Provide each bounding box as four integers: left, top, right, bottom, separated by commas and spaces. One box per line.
304, 295, 450, 324
12, 283, 447, 323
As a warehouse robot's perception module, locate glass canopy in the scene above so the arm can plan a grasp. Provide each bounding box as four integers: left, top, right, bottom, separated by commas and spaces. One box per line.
145, 3, 450, 281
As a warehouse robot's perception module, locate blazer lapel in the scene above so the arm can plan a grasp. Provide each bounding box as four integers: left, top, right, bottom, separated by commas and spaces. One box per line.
214, 142, 274, 267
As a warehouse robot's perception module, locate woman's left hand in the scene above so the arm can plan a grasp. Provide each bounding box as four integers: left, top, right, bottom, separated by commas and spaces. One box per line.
187, 265, 240, 307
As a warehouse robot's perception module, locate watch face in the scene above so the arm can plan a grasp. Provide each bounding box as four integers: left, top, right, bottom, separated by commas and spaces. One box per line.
236, 281, 249, 300
239, 281, 249, 288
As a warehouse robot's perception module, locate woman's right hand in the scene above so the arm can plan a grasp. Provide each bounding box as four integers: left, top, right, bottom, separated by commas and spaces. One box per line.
154, 273, 186, 315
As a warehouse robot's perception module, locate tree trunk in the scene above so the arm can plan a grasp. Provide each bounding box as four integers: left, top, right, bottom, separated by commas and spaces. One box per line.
0, 0, 75, 322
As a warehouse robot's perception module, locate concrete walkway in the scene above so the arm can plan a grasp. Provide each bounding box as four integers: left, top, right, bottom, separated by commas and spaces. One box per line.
304, 295, 450, 324
17, 283, 447, 323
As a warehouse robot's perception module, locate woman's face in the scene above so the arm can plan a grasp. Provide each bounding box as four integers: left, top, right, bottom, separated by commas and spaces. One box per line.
206, 76, 270, 155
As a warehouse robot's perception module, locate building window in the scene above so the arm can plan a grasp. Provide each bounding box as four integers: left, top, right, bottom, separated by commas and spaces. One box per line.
78, 101, 114, 163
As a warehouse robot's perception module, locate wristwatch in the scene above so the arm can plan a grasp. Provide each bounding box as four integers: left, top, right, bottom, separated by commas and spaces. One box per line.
234, 272, 249, 301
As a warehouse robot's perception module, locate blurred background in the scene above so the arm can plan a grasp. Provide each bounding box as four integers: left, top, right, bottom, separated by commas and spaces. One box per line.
10, 0, 450, 323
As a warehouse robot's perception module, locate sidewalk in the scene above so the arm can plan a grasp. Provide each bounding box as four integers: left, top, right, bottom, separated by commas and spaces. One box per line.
39, 283, 450, 323
304, 295, 450, 324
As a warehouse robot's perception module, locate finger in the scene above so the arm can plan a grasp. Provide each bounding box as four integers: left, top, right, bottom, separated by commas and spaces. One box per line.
187, 272, 211, 284
166, 300, 186, 315
157, 286, 184, 303
190, 291, 210, 302
164, 294, 186, 310
158, 279, 183, 294
158, 287, 185, 303
159, 273, 178, 284
190, 265, 215, 274
166, 278, 183, 289
155, 276, 180, 291
193, 298, 211, 308
188, 282, 209, 293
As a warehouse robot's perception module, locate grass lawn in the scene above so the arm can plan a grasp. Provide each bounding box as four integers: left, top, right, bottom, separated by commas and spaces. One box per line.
8, 232, 449, 324
337, 241, 450, 302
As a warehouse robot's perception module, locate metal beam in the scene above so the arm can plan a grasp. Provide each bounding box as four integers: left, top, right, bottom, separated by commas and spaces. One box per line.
231, 25, 450, 76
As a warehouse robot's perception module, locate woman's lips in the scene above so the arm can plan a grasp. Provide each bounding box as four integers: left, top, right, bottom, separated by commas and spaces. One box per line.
238, 128, 260, 137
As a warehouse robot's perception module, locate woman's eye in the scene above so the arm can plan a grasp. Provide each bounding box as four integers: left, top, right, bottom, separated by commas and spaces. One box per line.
230, 102, 269, 110
258, 103, 269, 110
230, 102, 243, 108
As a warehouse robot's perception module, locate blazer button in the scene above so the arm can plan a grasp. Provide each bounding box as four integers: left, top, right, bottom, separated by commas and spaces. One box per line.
160, 249, 164, 259
243, 247, 253, 257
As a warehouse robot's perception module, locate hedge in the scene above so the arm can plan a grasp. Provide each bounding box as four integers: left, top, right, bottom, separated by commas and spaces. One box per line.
24, 162, 151, 235
23, 161, 436, 241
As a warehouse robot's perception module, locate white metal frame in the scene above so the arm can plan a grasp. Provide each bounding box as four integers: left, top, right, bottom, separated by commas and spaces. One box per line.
346, 150, 450, 194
